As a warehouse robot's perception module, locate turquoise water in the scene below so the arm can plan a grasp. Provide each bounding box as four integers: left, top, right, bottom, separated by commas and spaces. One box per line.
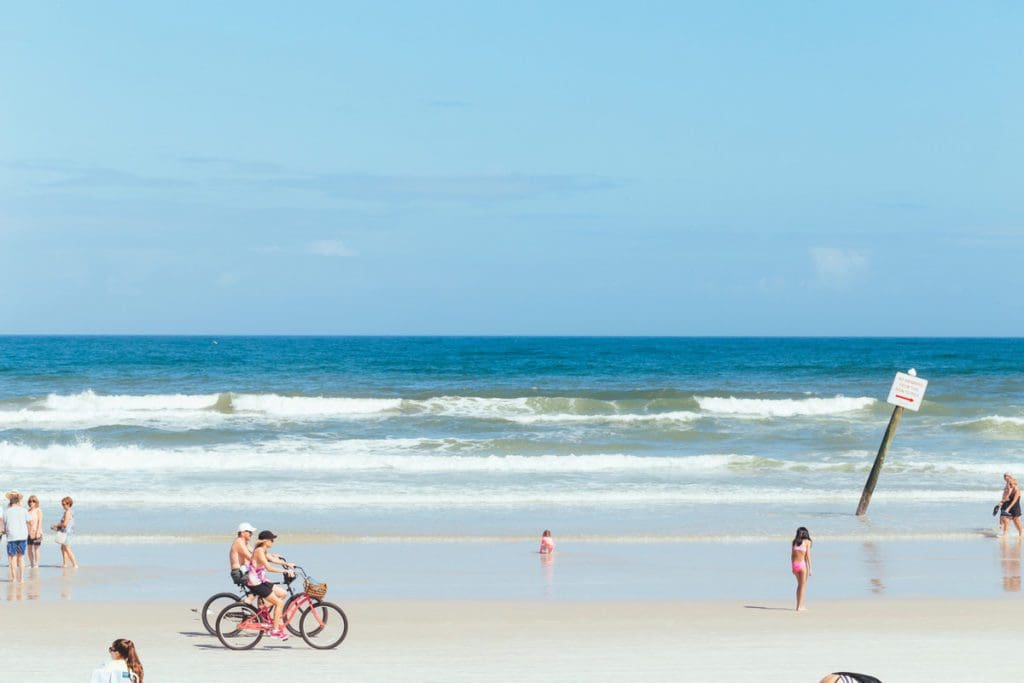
1, 337, 1022, 542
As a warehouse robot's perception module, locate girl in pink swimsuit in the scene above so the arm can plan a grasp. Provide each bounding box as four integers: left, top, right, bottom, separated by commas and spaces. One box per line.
791, 526, 812, 611
539, 530, 555, 554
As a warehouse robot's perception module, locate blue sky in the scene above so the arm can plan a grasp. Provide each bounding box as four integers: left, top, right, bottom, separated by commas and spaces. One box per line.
1, 2, 1021, 335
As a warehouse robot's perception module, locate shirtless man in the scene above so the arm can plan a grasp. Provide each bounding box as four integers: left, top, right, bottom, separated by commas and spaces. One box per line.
229, 522, 257, 585
229, 522, 295, 585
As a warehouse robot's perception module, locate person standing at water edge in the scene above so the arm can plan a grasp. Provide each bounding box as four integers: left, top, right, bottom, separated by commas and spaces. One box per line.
3, 491, 30, 582
52, 495, 78, 568
791, 527, 812, 611
26, 495, 42, 568
999, 473, 1022, 537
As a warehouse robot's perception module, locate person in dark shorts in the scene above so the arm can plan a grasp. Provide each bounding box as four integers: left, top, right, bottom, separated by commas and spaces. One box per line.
3, 491, 30, 582
229, 522, 257, 586
246, 531, 295, 640
1000, 473, 1022, 537
26, 495, 43, 568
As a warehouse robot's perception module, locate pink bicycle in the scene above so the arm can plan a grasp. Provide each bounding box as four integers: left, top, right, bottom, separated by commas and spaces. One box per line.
215, 566, 348, 650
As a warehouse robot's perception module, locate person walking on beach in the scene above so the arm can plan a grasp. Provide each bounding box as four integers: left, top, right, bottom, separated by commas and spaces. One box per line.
539, 529, 555, 554
89, 638, 144, 683
791, 526, 812, 611
999, 473, 1022, 537
52, 495, 78, 568
3, 491, 30, 582
26, 495, 42, 568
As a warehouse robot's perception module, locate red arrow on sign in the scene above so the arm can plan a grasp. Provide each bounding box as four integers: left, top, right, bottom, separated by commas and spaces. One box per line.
895, 395, 915, 402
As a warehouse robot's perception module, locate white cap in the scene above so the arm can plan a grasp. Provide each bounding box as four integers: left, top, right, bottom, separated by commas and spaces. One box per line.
237, 522, 256, 533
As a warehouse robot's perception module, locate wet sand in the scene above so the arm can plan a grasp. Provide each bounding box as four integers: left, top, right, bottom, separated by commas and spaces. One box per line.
6, 534, 1024, 602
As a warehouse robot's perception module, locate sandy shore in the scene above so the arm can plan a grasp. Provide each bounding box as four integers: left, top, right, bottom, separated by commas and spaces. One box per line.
3, 597, 1021, 681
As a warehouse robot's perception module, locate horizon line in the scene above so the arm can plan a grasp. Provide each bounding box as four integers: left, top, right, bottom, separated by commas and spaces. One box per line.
1, 334, 1022, 340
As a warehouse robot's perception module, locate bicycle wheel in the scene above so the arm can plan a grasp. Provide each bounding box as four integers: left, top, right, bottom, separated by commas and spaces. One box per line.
300, 600, 348, 649
284, 593, 310, 637
202, 592, 241, 635
298, 599, 327, 637
216, 602, 265, 650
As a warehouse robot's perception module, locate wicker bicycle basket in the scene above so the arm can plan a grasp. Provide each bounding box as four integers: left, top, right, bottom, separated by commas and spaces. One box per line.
304, 578, 328, 599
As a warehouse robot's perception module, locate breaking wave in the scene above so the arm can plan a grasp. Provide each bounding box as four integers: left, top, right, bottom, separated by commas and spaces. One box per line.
695, 395, 876, 417
0, 390, 879, 430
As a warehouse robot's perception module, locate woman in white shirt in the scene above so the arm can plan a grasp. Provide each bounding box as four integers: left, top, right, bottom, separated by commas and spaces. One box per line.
89, 638, 143, 683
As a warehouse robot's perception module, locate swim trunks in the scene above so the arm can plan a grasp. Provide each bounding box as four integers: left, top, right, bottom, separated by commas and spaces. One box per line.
7, 540, 27, 556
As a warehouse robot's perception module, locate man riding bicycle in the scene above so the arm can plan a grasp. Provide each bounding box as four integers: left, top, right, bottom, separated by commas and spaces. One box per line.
229, 523, 257, 586
229, 522, 295, 587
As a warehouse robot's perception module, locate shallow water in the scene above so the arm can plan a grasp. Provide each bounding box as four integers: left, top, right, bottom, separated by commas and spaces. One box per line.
5, 536, 1024, 602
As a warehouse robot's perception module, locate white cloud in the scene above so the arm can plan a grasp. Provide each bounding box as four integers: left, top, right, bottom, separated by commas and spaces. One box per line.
308, 240, 356, 257
809, 247, 867, 287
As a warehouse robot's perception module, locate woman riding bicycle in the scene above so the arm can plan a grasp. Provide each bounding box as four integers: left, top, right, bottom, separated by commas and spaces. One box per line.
247, 530, 294, 640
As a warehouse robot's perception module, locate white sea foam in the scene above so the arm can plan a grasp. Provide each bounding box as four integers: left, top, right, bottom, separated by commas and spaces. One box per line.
695, 395, 876, 417
0, 390, 885, 430
3, 439, 1021, 480
0, 440, 763, 473
504, 410, 701, 425
0, 391, 702, 429
946, 415, 1024, 436
0, 390, 403, 429
408, 396, 700, 424
44, 390, 221, 412
19, 485, 999, 509
231, 394, 402, 416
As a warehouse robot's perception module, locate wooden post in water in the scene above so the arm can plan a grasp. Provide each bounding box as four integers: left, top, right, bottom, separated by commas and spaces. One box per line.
856, 405, 905, 516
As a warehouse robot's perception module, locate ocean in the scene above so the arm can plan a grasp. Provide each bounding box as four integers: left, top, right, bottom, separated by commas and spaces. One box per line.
2, 336, 1022, 547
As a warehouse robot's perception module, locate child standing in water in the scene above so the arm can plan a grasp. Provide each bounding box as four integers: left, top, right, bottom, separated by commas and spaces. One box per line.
791, 526, 812, 611
539, 530, 555, 554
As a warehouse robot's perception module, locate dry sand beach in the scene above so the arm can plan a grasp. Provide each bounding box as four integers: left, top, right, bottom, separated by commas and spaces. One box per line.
4, 597, 1022, 681
6, 534, 1024, 680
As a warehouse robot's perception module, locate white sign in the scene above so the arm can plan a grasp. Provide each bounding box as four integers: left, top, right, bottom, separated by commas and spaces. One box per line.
887, 371, 928, 411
